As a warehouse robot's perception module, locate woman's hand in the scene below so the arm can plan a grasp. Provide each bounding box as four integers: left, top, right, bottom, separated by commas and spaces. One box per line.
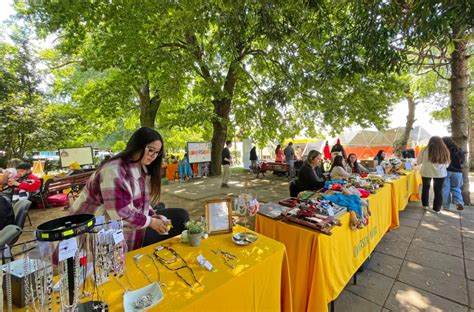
149, 217, 168, 233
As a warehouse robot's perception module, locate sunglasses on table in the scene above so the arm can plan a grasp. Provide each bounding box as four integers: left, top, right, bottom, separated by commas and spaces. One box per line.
154, 246, 202, 289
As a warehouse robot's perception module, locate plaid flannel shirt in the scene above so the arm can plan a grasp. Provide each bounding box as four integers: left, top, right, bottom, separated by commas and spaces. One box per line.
71, 158, 155, 250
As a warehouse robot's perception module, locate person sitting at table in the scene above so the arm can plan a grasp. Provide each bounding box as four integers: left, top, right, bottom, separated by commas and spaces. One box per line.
0, 195, 14, 230
3, 163, 41, 202
346, 153, 369, 174
1, 158, 21, 186
374, 150, 386, 165
178, 153, 193, 181
65, 162, 84, 176
294, 150, 326, 192
70, 127, 189, 251
329, 155, 351, 180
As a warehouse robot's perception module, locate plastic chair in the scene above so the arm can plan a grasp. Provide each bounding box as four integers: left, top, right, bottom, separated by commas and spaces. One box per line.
13, 199, 32, 229
289, 179, 300, 197
0, 224, 21, 249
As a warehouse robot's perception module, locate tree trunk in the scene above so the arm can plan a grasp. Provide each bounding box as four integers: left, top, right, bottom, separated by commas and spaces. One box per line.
136, 80, 161, 128
209, 63, 237, 176
210, 104, 230, 176
393, 94, 416, 157
469, 110, 474, 170
450, 37, 470, 205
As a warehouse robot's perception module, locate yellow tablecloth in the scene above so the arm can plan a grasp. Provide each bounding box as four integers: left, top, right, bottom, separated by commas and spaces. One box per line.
256, 184, 392, 312
388, 171, 422, 229
104, 225, 292, 311
12, 226, 291, 312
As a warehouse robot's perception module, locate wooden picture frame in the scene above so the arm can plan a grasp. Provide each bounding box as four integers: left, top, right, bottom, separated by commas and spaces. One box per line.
205, 197, 233, 235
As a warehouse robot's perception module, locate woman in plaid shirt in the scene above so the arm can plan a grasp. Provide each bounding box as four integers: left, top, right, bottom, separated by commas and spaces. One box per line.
71, 127, 170, 250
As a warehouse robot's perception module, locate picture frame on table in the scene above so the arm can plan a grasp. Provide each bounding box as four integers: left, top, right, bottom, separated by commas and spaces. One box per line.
205, 197, 233, 235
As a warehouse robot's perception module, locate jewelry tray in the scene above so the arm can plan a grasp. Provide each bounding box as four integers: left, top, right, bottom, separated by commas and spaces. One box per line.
123, 282, 164, 312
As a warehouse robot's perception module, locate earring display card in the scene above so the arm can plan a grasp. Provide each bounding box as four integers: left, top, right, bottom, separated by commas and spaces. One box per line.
1, 258, 51, 308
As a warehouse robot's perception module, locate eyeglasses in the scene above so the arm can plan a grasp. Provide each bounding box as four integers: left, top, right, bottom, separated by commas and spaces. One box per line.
145, 146, 162, 157
154, 246, 202, 289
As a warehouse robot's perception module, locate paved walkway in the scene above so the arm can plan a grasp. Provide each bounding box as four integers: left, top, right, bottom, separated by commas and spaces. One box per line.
336, 202, 474, 311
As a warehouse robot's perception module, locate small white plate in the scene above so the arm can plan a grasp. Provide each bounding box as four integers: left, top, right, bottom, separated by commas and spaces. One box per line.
123, 282, 164, 312
232, 232, 258, 246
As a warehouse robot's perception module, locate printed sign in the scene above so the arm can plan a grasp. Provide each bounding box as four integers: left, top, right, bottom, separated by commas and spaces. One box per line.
187, 142, 211, 163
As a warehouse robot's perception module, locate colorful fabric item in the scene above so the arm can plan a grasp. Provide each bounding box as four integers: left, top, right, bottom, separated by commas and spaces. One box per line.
321, 193, 363, 218
71, 158, 155, 250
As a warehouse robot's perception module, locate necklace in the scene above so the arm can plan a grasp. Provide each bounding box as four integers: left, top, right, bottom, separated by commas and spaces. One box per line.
211, 249, 237, 268
23, 245, 37, 312
4, 247, 13, 312
133, 254, 164, 286
0, 252, 3, 312
154, 246, 202, 289
58, 246, 81, 311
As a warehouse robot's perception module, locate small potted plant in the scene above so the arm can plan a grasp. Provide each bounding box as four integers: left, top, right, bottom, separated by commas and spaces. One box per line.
185, 219, 206, 246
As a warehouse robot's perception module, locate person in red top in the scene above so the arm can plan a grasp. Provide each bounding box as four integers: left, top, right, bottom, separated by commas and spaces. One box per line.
7, 163, 41, 193
275, 144, 284, 163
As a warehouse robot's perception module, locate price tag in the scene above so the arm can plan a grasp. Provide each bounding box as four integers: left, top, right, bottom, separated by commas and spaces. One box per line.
113, 230, 124, 245
95, 216, 106, 226
109, 220, 120, 230
197, 255, 215, 272
58, 238, 78, 262
327, 206, 335, 217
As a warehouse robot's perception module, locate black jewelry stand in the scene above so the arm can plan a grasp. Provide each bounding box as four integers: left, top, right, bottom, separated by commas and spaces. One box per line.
36, 214, 108, 311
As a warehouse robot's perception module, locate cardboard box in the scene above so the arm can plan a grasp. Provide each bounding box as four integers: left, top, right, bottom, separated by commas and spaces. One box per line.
360, 160, 376, 169
2, 258, 51, 308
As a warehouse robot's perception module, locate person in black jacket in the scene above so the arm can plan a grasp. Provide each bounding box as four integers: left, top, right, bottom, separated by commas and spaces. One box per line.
442, 137, 465, 210
295, 150, 326, 192
221, 140, 232, 188
249, 146, 258, 170
0, 195, 14, 230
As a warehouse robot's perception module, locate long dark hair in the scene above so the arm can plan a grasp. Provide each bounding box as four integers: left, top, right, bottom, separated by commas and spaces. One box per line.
103, 127, 164, 204
442, 137, 461, 152
329, 155, 344, 173
275, 144, 281, 153
347, 153, 361, 173
427, 136, 450, 164
375, 150, 385, 160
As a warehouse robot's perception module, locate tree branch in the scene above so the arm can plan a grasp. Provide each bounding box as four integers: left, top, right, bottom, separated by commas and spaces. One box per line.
49, 59, 81, 69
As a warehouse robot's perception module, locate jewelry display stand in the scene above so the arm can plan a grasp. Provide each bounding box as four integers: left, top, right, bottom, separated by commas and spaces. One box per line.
36, 214, 108, 312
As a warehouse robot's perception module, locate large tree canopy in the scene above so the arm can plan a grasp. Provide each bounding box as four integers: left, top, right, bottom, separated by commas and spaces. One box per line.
19, 0, 406, 174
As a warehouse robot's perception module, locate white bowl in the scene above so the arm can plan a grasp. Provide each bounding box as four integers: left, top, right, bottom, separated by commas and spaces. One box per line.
123, 282, 164, 312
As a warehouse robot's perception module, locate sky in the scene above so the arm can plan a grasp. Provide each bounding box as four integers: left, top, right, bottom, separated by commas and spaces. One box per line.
0, 0, 450, 138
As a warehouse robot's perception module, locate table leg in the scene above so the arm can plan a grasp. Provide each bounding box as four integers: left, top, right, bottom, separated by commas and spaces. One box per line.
330, 300, 335, 312
353, 272, 357, 285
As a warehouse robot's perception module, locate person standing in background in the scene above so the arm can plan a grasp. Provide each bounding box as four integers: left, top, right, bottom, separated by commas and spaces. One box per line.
417, 136, 450, 213
441, 137, 465, 211
249, 146, 258, 171
275, 144, 284, 163
221, 140, 232, 188
284, 142, 295, 178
